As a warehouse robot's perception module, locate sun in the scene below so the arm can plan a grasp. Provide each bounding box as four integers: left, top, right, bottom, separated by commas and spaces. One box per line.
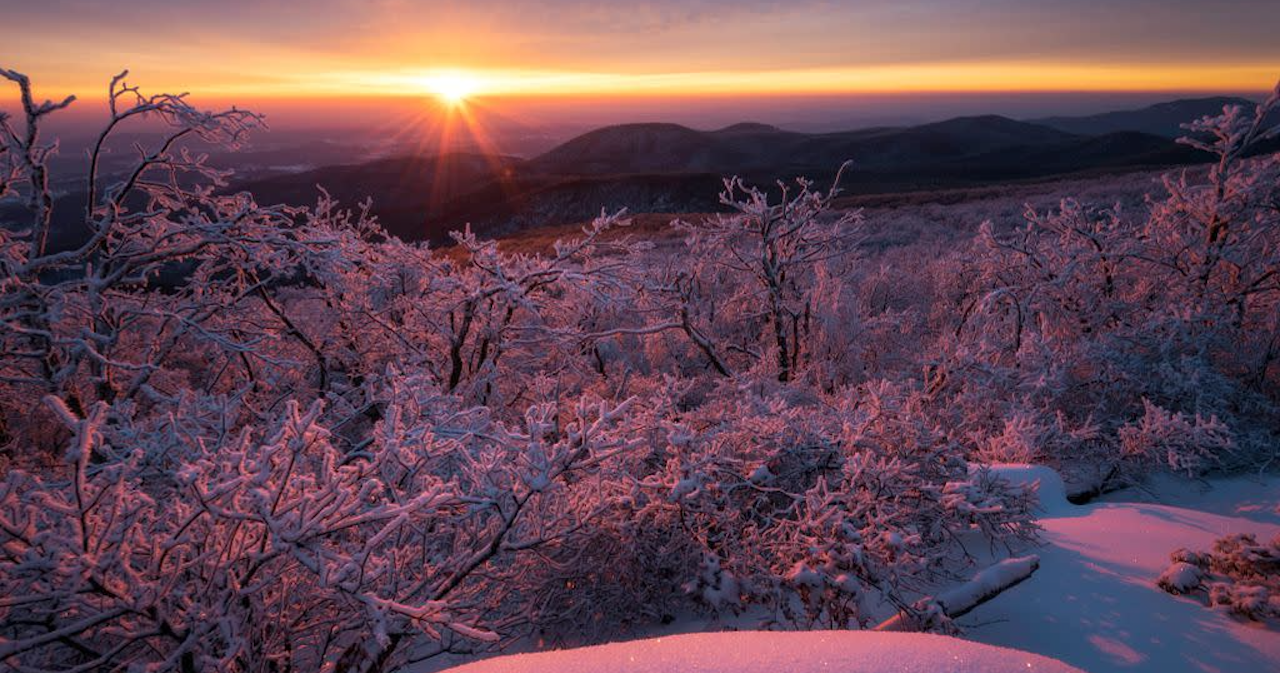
423, 72, 479, 105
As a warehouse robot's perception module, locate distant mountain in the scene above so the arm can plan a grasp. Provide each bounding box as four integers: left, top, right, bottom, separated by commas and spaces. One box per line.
523, 114, 1200, 181
422, 172, 728, 241
710, 122, 785, 135
1030, 97, 1263, 138
906, 115, 1076, 146
218, 113, 1227, 244
225, 153, 521, 241
527, 115, 1078, 177
789, 116, 1076, 172
527, 123, 749, 175
420, 116, 1213, 238
929, 131, 1204, 180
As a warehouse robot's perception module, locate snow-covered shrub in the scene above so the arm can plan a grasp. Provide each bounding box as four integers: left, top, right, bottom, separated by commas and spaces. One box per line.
0, 69, 649, 670
0, 386, 638, 671
1118, 400, 1236, 476
973, 410, 1102, 466
1158, 534, 1280, 622
0, 68, 364, 461
625, 380, 1040, 631
1156, 561, 1204, 595
950, 84, 1280, 485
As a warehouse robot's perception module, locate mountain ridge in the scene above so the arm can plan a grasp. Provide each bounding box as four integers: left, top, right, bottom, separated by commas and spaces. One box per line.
217, 104, 1266, 243
1030, 96, 1265, 137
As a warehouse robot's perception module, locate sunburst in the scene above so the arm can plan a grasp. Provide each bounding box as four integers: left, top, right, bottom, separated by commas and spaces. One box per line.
422, 72, 479, 106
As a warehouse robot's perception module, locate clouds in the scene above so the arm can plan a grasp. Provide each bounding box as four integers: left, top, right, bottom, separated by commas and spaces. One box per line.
7, 0, 1278, 97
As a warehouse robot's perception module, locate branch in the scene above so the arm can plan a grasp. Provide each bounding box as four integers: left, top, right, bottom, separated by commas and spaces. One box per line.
875, 555, 1040, 631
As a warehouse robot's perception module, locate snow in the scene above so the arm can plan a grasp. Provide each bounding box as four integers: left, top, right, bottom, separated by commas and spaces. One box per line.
936, 555, 1042, 617
439, 631, 1086, 673
1097, 472, 1280, 526
963, 473, 1280, 673
983, 463, 1070, 514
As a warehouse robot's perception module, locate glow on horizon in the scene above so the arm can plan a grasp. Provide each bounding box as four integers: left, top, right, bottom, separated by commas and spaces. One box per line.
353, 62, 1278, 100
22, 60, 1277, 106
8, 1, 1279, 106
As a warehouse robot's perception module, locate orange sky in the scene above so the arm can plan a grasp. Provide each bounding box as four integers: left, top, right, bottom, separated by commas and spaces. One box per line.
9, 1, 1280, 102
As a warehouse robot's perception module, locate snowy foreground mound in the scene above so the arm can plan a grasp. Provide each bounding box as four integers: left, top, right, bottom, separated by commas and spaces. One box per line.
965, 470, 1280, 673
440, 631, 1085, 673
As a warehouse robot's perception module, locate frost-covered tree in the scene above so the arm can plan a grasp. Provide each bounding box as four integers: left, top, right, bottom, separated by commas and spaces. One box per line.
0, 384, 638, 671
666, 164, 863, 382
0, 69, 647, 671
949, 82, 1280, 488
0, 69, 356, 447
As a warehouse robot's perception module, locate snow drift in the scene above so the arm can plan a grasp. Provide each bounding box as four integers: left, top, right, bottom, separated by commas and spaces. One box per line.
438, 631, 1085, 673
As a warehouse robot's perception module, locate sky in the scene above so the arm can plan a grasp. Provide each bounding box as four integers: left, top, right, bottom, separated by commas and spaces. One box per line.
6, 0, 1280, 129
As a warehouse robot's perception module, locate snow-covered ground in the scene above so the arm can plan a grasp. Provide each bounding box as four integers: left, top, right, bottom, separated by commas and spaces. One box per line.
963, 469, 1280, 673
1095, 472, 1280, 527
441, 631, 1086, 673
435, 468, 1280, 673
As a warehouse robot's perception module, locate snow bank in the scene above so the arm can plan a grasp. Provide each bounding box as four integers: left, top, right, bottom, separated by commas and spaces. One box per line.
1098, 472, 1280, 525
965, 475, 1280, 673
439, 631, 1085, 673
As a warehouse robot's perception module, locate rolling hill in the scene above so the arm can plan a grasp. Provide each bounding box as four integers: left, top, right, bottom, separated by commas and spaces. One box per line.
1031, 96, 1265, 138
219, 112, 1228, 243
525, 115, 1080, 176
